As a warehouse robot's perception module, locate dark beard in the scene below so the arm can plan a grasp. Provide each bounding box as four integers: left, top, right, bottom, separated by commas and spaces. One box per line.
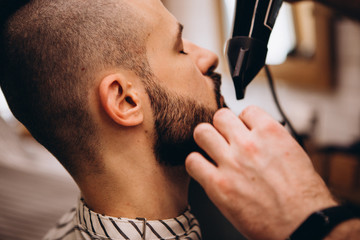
145, 72, 223, 166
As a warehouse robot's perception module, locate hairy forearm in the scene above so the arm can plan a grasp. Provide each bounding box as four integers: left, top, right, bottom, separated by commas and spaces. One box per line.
324, 219, 360, 240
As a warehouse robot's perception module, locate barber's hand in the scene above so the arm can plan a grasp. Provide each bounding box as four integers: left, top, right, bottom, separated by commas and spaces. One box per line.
186, 106, 337, 240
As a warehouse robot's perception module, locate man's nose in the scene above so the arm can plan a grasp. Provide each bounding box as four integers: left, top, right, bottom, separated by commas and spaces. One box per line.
183, 39, 219, 75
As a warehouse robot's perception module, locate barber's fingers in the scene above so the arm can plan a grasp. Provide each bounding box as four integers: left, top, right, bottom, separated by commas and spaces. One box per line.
185, 152, 218, 189
193, 123, 230, 162
212, 108, 250, 143
239, 106, 279, 130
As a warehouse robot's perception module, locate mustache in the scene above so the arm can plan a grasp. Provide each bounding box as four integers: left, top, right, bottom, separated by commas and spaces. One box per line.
207, 71, 225, 109
207, 71, 222, 92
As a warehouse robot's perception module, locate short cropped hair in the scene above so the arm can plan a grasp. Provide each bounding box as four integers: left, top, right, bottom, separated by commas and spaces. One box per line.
0, 0, 152, 176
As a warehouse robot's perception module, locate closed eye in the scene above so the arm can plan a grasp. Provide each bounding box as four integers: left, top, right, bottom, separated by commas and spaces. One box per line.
174, 23, 188, 55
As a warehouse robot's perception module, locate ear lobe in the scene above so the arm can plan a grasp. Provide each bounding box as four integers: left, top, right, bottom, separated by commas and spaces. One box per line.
99, 73, 143, 127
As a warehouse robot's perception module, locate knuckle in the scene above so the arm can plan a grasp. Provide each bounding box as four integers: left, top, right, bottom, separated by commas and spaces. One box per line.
213, 175, 230, 190
242, 140, 258, 154
202, 173, 220, 190
213, 176, 237, 198
261, 120, 281, 134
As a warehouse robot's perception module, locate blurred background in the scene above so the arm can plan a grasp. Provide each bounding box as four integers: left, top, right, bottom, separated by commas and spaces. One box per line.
1, 0, 359, 239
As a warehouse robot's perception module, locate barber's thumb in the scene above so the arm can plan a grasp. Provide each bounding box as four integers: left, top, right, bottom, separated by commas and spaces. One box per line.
186, 152, 217, 188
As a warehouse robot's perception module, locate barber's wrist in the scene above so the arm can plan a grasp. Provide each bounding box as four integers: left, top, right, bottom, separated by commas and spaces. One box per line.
288, 205, 359, 240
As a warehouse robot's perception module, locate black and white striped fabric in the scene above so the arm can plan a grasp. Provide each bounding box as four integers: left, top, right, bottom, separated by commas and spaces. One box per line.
43, 198, 202, 240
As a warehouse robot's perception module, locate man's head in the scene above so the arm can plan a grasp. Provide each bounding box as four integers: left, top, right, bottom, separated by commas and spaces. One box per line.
0, 0, 223, 177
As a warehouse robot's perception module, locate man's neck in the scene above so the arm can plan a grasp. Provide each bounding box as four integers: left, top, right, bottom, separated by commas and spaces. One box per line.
78, 156, 190, 220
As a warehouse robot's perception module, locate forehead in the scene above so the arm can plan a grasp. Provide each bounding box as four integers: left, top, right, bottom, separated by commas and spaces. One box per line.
128, 0, 179, 43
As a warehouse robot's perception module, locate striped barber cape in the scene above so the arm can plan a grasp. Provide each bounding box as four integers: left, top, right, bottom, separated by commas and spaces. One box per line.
43, 198, 202, 240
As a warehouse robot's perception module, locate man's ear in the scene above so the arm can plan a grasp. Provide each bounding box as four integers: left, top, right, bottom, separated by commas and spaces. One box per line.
99, 73, 143, 127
